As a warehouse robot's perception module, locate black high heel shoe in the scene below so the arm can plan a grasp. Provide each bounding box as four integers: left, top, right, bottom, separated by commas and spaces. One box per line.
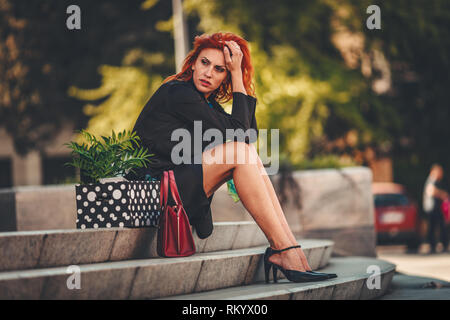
264, 245, 331, 283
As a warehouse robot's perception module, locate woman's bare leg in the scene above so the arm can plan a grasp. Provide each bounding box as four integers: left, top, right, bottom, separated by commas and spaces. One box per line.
202, 141, 307, 271
248, 145, 312, 271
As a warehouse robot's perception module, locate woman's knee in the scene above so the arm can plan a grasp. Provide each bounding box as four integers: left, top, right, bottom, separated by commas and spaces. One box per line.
240, 142, 266, 174
203, 141, 260, 167
225, 141, 259, 165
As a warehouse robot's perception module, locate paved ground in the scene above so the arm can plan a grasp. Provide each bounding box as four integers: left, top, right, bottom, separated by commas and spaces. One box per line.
376, 244, 450, 300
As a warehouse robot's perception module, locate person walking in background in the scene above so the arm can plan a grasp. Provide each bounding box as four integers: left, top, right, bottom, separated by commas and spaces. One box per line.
423, 164, 449, 253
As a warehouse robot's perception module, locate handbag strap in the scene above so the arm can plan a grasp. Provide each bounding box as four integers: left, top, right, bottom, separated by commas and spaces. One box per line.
168, 170, 184, 207
160, 170, 169, 208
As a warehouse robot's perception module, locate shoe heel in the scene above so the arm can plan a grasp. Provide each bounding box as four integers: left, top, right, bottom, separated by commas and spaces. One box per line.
264, 261, 271, 284
273, 265, 278, 283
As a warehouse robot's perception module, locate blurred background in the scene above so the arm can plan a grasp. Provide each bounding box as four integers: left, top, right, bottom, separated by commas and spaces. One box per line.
0, 1, 449, 240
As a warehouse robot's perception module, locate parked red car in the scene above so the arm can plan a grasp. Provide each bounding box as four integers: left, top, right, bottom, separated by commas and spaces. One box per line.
372, 182, 422, 249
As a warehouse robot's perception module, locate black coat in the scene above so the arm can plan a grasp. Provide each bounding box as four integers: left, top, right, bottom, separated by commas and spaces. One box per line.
126, 78, 258, 235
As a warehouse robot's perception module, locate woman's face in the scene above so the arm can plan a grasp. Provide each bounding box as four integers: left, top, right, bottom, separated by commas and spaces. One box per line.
191, 48, 228, 99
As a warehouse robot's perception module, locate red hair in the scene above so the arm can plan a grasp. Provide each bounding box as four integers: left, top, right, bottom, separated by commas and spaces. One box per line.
163, 32, 255, 103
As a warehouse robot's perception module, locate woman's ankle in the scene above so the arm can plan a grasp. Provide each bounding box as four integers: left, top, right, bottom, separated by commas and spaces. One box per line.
269, 240, 298, 251
269, 249, 306, 272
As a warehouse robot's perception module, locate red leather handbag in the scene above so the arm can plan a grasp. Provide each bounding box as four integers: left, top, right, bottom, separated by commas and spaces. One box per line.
157, 170, 196, 257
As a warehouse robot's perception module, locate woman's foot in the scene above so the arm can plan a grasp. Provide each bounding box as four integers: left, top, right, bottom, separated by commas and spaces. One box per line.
296, 247, 312, 271
268, 246, 308, 272
295, 247, 337, 279
264, 246, 330, 283
268, 245, 312, 272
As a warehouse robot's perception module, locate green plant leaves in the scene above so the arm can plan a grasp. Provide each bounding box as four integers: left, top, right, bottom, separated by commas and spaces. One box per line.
64, 129, 153, 184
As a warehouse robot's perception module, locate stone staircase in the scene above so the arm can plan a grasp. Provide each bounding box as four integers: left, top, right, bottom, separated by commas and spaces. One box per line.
166, 257, 395, 300
0, 221, 395, 299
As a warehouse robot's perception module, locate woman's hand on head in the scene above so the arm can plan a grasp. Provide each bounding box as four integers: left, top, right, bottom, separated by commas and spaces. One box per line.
223, 40, 243, 76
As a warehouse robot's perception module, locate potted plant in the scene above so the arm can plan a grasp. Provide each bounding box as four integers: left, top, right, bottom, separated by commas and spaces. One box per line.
65, 130, 161, 229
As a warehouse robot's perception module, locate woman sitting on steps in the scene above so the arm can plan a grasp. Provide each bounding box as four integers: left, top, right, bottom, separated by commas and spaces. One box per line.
129, 32, 336, 283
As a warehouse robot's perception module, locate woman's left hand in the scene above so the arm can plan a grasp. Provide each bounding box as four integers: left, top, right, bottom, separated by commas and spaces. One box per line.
223, 40, 243, 75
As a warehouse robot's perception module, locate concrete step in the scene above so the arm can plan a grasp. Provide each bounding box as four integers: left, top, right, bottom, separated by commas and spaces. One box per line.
0, 239, 333, 299
0, 221, 269, 271
163, 257, 396, 300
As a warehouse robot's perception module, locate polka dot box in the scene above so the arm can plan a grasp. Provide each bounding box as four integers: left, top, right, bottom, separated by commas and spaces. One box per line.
75, 180, 161, 229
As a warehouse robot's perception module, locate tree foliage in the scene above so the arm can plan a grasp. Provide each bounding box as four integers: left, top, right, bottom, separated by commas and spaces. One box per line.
0, 0, 174, 154
68, 65, 158, 139
348, 0, 450, 196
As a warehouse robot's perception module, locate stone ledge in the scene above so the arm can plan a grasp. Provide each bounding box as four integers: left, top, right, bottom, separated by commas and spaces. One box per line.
300, 226, 376, 257
0, 222, 268, 272
0, 185, 75, 232
0, 239, 333, 299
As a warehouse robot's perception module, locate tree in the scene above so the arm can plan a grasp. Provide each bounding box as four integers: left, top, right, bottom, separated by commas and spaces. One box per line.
0, 0, 174, 154
349, 0, 450, 198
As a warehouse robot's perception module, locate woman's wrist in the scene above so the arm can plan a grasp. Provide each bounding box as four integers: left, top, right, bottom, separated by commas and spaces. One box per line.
231, 71, 247, 95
